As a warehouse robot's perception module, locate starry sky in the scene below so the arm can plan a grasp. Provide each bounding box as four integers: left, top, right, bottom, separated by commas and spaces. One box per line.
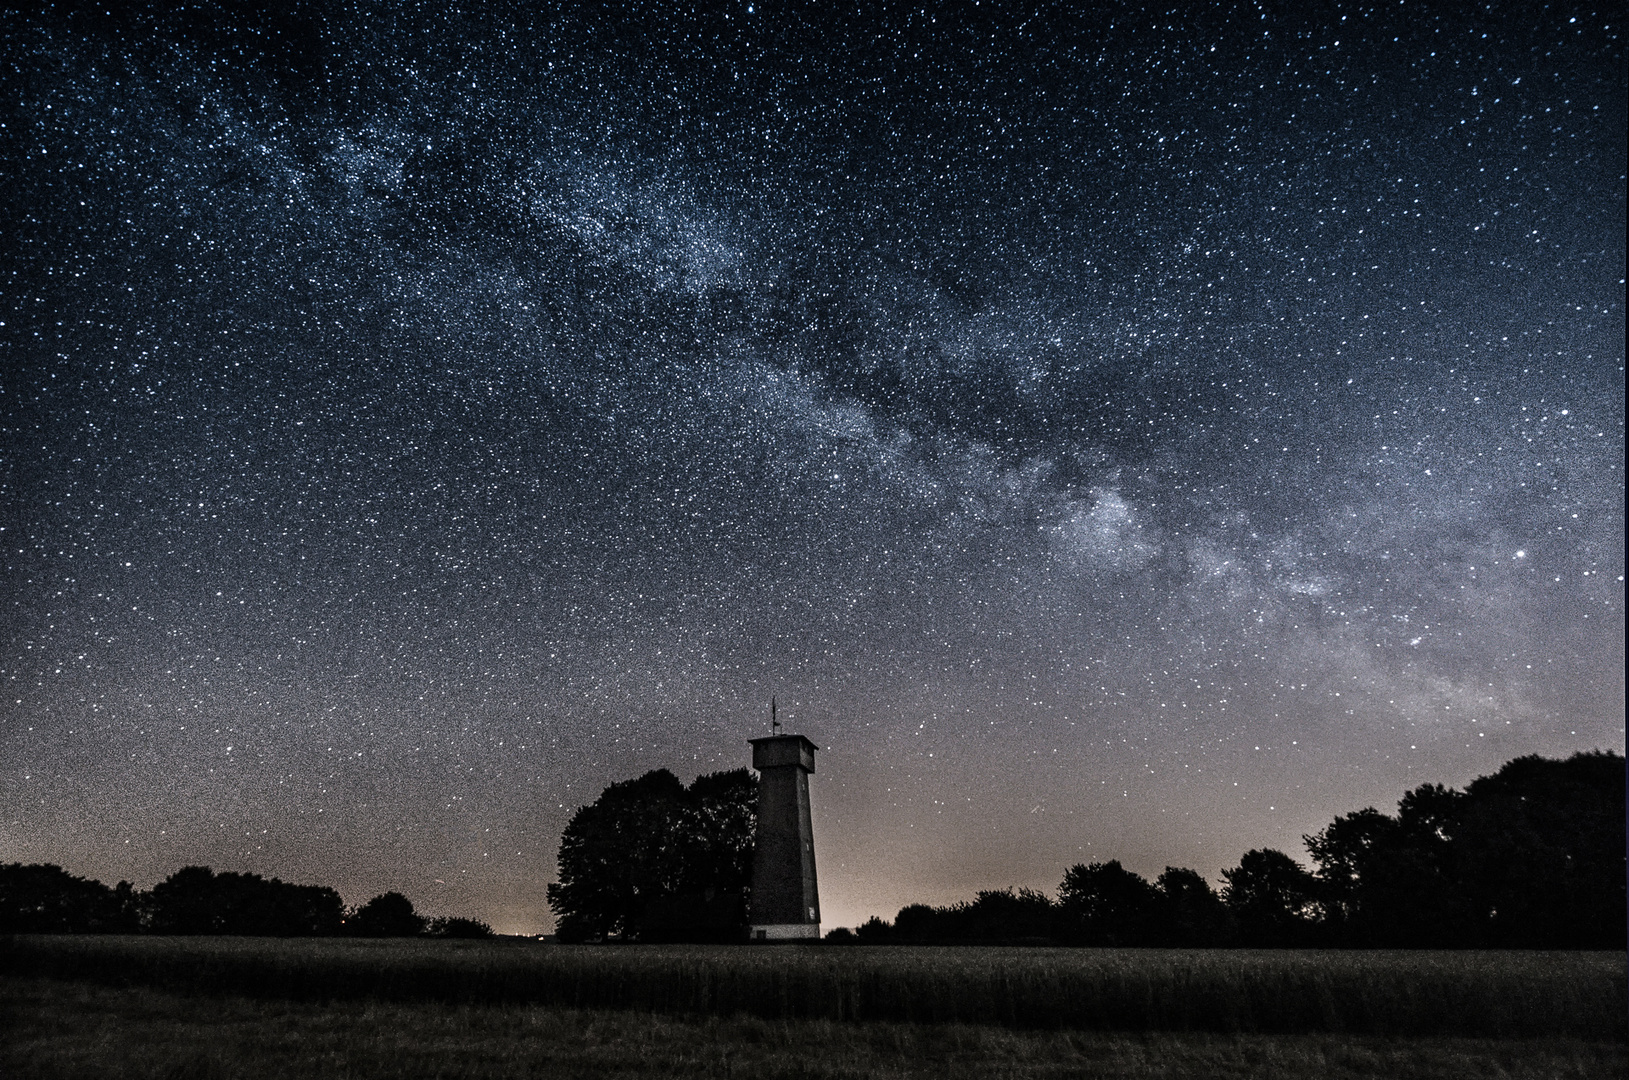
2, 3, 1622, 935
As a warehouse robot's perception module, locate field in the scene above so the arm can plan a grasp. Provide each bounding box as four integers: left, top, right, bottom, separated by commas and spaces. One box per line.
3, 936, 1625, 1078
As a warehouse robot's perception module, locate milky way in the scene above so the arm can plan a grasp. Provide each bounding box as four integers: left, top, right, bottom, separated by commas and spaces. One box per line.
3, 4, 1621, 932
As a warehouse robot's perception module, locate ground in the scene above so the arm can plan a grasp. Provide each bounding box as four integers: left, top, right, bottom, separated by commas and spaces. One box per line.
3, 976, 1624, 1080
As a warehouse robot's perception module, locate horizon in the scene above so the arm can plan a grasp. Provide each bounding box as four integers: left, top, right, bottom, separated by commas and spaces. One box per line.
11, 744, 1622, 938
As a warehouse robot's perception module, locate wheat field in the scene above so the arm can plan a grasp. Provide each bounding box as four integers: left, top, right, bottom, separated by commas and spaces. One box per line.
4, 935, 1624, 1038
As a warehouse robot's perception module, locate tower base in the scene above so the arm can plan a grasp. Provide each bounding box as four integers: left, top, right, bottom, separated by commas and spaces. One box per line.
749, 923, 821, 941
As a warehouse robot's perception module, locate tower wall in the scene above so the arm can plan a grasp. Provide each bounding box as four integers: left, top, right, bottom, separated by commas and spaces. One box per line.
749, 734, 820, 939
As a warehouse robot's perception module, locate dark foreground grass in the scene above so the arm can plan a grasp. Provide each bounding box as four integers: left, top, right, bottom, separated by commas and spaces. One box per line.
3, 935, 1623, 1039
4, 976, 1625, 1080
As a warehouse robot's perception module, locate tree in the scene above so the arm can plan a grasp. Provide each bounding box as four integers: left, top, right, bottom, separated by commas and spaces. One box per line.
149, 866, 345, 936
889, 903, 945, 942
854, 915, 894, 943
1304, 807, 1402, 943
1221, 849, 1322, 946
683, 769, 759, 899
548, 770, 690, 942
958, 888, 1059, 943
641, 768, 760, 943
1155, 867, 1234, 947
149, 866, 222, 934
0, 863, 138, 933
880, 889, 1060, 944
547, 768, 758, 942
1298, 752, 1625, 948
1304, 800, 1466, 947
1450, 751, 1625, 948
1058, 860, 1161, 945
348, 892, 426, 937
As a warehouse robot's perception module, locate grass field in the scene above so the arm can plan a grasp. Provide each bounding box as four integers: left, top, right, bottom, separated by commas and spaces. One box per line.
5, 976, 1628, 1079
3, 935, 1623, 1039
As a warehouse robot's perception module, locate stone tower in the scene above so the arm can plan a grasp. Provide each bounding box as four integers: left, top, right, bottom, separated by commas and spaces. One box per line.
748, 733, 821, 940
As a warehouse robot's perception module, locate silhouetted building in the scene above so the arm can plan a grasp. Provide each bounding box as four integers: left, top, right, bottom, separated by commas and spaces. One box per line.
748, 734, 820, 940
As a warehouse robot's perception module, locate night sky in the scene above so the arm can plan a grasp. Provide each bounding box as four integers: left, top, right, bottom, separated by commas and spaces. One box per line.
3, 3, 1622, 935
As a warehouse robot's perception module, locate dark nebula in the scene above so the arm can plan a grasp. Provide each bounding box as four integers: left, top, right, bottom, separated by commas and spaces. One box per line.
2, 3, 1621, 932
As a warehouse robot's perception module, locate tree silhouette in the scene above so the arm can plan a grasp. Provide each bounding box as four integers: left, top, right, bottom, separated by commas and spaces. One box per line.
0, 863, 138, 933
1304, 796, 1466, 947
149, 866, 345, 936
959, 888, 1058, 942
1058, 860, 1161, 945
1444, 751, 1624, 947
547, 768, 758, 942
881, 889, 1059, 943
1221, 849, 1321, 946
683, 769, 759, 899
857, 868, 1228, 946
348, 891, 426, 937
854, 915, 893, 942
426, 915, 494, 938
1300, 752, 1625, 948
149, 866, 221, 934
640, 768, 760, 943
1155, 867, 1234, 946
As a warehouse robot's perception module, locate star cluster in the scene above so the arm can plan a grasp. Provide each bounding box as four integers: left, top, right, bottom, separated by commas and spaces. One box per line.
2, 3, 1621, 932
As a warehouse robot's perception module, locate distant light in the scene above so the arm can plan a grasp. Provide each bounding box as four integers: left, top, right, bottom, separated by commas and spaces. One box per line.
1513, 550, 1526, 559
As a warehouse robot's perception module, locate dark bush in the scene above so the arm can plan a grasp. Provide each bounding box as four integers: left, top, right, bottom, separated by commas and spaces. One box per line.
347, 892, 427, 937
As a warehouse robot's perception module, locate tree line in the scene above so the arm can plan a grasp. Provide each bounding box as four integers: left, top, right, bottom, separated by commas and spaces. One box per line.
8, 750, 1619, 946
551, 751, 1624, 948
0, 863, 493, 938
845, 751, 1625, 948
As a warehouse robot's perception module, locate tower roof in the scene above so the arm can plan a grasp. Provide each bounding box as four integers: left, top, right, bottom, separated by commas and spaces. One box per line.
750, 733, 816, 772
